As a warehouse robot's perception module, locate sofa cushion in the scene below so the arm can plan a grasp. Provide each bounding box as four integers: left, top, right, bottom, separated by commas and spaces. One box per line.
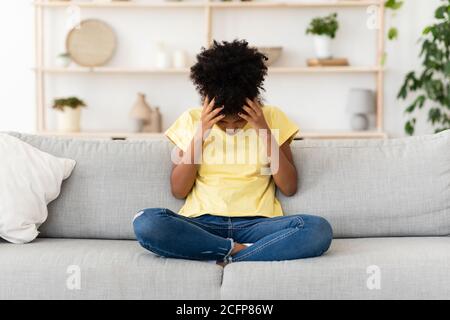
0, 133, 75, 243
221, 237, 450, 300
1, 237, 448, 299
278, 130, 450, 237
5, 132, 184, 239
5, 130, 450, 239
0, 238, 222, 300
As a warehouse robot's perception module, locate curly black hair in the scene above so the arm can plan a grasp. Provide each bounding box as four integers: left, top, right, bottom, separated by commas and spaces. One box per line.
190, 39, 268, 116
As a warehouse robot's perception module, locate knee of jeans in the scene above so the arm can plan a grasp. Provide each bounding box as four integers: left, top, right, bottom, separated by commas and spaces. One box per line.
310, 216, 333, 254
133, 208, 166, 243
319, 217, 333, 252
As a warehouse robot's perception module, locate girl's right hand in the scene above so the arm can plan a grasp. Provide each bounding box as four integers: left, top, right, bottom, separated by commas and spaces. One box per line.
200, 96, 225, 135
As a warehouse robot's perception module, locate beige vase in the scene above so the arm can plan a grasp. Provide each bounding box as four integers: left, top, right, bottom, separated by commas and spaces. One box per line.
130, 93, 153, 133
57, 107, 81, 132
150, 106, 162, 133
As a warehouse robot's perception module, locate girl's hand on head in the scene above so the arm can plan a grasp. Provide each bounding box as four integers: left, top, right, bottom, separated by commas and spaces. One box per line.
201, 96, 225, 135
239, 98, 269, 131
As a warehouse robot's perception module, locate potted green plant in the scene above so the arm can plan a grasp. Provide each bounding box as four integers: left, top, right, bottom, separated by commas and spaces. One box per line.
397, 0, 450, 135
56, 52, 71, 68
306, 13, 339, 59
52, 97, 86, 133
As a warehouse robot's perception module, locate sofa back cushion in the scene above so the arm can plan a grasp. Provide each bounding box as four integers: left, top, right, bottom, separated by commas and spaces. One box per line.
6, 130, 450, 239
5, 133, 184, 239
278, 130, 450, 237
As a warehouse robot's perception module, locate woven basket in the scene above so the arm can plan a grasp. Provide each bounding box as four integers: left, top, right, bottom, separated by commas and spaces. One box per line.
66, 19, 117, 67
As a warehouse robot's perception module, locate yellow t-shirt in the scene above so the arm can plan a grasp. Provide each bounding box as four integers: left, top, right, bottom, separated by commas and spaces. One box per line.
164, 105, 300, 218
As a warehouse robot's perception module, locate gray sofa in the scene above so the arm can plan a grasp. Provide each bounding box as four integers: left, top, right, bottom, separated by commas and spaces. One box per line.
1, 131, 449, 300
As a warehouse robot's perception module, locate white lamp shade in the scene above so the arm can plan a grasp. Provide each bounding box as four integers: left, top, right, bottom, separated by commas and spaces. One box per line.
346, 89, 376, 114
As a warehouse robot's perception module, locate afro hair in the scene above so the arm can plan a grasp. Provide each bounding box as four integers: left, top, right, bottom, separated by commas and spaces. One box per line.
190, 39, 268, 116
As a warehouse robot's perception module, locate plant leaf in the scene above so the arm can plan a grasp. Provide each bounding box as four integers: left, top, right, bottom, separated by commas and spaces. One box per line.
444, 61, 450, 76
404, 118, 416, 135
428, 108, 442, 124
435, 5, 447, 19
423, 26, 432, 35
404, 95, 426, 114
385, 0, 403, 10
388, 27, 399, 40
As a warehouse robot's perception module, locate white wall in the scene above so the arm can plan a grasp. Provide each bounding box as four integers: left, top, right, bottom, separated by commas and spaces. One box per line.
0, 1, 35, 133
0, 0, 442, 137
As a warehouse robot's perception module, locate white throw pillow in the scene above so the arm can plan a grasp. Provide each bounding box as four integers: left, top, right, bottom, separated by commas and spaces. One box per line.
0, 134, 76, 244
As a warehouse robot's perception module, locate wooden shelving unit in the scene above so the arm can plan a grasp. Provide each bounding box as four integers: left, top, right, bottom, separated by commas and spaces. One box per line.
33, 0, 386, 140
35, 1, 382, 8
34, 66, 382, 74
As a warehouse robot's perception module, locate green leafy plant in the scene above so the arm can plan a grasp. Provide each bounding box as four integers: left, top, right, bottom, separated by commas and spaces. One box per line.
52, 97, 86, 111
380, 0, 404, 66
385, 0, 404, 40
306, 13, 339, 39
58, 52, 71, 58
397, 0, 450, 135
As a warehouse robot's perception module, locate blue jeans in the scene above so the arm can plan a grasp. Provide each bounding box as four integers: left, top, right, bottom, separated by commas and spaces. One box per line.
133, 208, 333, 263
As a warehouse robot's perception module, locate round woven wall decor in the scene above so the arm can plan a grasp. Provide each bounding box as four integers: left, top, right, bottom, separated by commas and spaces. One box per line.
66, 19, 117, 67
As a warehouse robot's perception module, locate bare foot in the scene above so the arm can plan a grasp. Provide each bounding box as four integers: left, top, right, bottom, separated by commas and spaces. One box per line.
216, 242, 248, 267
231, 242, 248, 256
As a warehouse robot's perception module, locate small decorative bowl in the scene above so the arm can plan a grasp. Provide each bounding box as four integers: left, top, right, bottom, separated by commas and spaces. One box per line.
256, 47, 283, 66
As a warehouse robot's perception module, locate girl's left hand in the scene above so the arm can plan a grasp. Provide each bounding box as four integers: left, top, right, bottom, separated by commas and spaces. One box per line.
238, 98, 270, 130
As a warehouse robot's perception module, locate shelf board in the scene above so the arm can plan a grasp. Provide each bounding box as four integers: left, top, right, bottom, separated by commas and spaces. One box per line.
34, 67, 191, 74
210, 1, 382, 9
268, 66, 382, 73
34, 66, 382, 74
34, 1, 206, 8
36, 130, 387, 140
35, 1, 382, 9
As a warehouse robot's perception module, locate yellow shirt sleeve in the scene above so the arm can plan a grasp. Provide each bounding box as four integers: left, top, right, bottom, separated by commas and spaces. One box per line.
268, 106, 300, 145
164, 109, 197, 152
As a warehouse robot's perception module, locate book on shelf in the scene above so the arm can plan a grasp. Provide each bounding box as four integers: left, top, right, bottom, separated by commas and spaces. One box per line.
307, 58, 350, 67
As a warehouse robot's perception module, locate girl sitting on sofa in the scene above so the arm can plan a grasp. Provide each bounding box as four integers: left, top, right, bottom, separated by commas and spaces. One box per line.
133, 39, 332, 266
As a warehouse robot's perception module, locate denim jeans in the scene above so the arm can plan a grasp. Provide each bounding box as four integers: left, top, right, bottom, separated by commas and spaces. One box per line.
133, 208, 333, 263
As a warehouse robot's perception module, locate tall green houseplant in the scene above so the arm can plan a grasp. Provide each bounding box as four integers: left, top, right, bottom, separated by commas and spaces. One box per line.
398, 0, 450, 135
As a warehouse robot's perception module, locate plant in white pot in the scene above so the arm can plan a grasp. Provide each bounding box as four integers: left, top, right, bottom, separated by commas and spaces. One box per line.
306, 13, 339, 59
55, 53, 72, 68
52, 97, 86, 133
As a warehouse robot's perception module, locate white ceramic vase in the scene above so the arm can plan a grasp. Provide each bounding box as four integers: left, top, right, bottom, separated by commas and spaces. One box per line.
313, 35, 332, 59
172, 50, 187, 68
155, 42, 172, 69
57, 107, 81, 132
